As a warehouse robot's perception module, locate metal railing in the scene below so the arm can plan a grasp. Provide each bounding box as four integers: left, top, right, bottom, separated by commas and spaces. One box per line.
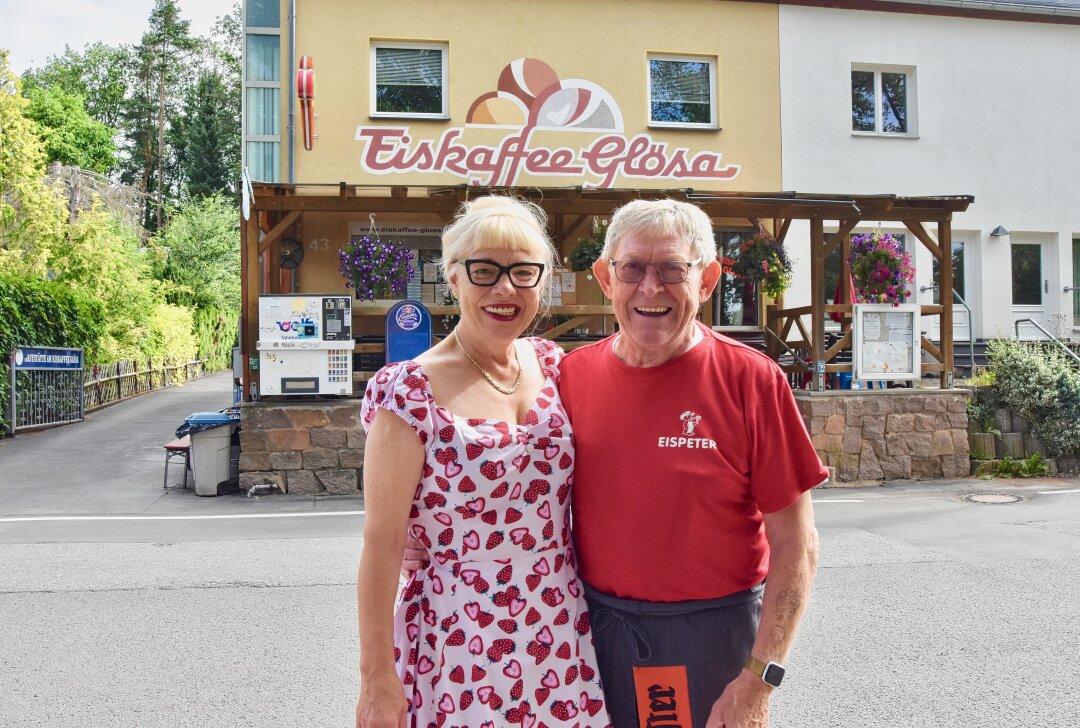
1013, 319, 1080, 367
920, 285, 975, 374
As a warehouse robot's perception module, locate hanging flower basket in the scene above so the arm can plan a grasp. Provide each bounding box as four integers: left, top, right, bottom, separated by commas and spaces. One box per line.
848, 231, 915, 305
730, 231, 793, 300
338, 236, 416, 301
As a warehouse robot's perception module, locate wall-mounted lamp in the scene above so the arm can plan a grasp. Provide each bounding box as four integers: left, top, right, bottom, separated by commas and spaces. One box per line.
990, 225, 1009, 237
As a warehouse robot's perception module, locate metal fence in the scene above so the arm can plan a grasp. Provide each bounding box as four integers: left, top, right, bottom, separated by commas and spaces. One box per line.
7, 347, 86, 433
83, 359, 206, 411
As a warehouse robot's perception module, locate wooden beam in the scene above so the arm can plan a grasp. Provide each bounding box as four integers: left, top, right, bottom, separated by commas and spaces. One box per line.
938, 220, 954, 388
242, 212, 261, 400
903, 221, 944, 262
775, 218, 792, 245
921, 337, 944, 362
809, 218, 826, 390
258, 210, 302, 254
824, 331, 852, 362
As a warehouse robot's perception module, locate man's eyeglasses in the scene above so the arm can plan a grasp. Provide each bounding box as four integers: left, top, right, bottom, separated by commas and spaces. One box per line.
460, 259, 546, 288
609, 257, 703, 284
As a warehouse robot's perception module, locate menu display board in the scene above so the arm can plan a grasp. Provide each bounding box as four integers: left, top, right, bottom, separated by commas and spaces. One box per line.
853, 303, 921, 381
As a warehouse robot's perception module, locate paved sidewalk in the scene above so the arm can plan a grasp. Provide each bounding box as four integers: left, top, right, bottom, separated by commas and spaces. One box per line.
0, 372, 242, 516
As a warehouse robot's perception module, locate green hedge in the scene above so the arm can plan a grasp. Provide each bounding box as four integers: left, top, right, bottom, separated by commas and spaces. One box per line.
0, 273, 105, 435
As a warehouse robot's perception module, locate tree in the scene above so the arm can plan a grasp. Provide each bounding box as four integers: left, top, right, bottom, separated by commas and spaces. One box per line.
0, 50, 65, 276
23, 86, 117, 174
123, 0, 199, 231
153, 194, 240, 312
171, 71, 239, 199
21, 43, 130, 130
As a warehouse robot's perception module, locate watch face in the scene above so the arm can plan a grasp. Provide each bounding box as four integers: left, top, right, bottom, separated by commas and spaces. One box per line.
762, 663, 785, 687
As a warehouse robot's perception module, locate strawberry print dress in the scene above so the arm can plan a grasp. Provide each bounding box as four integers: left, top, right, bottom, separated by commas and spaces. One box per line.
361, 338, 611, 728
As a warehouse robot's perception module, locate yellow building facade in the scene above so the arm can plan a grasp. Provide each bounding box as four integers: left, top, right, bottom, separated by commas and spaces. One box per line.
244, 0, 783, 302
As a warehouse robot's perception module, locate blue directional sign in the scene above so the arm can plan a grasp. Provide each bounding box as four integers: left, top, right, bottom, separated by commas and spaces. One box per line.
386, 301, 433, 364
12, 347, 84, 370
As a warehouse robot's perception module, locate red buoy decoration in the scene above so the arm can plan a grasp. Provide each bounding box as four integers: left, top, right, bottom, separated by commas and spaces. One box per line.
297, 56, 315, 151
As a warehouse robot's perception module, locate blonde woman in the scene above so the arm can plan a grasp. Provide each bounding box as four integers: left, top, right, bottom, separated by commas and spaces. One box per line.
356, 196, 611, 728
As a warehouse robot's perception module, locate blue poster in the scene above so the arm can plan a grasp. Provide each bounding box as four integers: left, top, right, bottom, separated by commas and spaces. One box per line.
386, 301, 433, 364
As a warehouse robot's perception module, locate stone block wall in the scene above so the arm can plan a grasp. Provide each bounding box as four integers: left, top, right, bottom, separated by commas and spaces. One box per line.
969, 406, 1080, 476
794, 390, 970, 482
238, 401, 364, 495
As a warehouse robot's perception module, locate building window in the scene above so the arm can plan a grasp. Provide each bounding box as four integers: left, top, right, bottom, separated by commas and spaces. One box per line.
932, 241, 965, 305
243, 0, 281, 184
247, 141, 280, 183
851, 66, 915, 135
1011, 243, 1042, 306
371, 43, 448, 118
648, 55, 716, 128
245, 0, 279, 28
714, 230, 758, 326
246, 34, 280, 82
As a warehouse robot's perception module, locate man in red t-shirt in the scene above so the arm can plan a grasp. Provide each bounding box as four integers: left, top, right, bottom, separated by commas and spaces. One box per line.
558, 199, 827, 728
404, 199, 826, 728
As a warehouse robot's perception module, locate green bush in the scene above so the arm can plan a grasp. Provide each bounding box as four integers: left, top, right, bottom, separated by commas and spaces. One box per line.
986, 338, 1080, 457
193, 306, 238, 371
0, 272, 106, 435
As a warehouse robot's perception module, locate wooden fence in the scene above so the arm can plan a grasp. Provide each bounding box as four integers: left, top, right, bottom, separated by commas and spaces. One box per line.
83, 359, 207, 411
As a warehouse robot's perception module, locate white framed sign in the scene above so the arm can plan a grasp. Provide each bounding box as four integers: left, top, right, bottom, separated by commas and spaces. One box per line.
853, 303, 921, 381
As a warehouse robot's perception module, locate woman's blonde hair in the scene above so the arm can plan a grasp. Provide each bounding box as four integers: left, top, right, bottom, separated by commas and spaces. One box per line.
440, 196, 557, 282
601, 199, 717, 263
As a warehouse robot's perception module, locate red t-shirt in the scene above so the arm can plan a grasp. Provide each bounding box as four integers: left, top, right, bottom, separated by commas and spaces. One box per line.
559, 324, 828, 602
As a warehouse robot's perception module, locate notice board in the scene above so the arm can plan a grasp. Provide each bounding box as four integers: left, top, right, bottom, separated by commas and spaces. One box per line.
852, 303, 921, 381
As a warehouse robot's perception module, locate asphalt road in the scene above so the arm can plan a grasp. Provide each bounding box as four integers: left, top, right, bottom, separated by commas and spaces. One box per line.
2, 375, 1079, 727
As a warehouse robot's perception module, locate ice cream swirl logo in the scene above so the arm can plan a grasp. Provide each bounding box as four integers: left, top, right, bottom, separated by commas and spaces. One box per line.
355, 58, 740, 188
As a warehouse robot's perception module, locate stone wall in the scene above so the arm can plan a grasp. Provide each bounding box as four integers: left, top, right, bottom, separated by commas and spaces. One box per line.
794, 390, 970, 482
238, 400, 364, 495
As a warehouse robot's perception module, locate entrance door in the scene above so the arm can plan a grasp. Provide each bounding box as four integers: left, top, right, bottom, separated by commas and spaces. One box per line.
1010, 239, 1045, 339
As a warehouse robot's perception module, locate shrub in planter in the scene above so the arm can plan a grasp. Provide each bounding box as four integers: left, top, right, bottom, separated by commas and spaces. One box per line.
987, 338, 1080, 457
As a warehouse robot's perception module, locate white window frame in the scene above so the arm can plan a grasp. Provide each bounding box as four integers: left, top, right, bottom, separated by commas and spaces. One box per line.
243, 26, 282, 182
647, 53, 718, 131
370, 41, 449, 120
851, 64, 918, 138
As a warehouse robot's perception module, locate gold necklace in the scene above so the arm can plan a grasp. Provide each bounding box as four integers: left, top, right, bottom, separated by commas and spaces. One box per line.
454, 331, 523, 395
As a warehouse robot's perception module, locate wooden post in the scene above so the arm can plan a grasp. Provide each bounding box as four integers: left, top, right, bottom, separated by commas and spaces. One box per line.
938, 220, 954, 388
242, 211, 261, 401
810, 218, 826, 391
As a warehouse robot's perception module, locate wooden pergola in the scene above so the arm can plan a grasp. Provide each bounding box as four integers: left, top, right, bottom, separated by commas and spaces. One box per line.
241, 184, 972, 399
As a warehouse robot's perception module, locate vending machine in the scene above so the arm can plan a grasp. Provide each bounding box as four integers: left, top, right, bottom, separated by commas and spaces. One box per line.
257, 295, 353, 396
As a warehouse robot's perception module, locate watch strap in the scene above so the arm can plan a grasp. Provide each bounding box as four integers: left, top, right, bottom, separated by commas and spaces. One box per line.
744, 655, 768, 678
744, 655, 784, 687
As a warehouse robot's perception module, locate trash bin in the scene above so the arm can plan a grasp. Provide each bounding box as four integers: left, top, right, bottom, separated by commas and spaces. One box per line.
178, 412, 238, 496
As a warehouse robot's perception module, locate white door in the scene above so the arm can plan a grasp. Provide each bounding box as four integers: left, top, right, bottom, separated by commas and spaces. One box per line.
1010, 238, 1046, 339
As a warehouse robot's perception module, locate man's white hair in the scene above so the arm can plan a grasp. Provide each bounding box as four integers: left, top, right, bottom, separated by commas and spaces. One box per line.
601, 199, 717, 263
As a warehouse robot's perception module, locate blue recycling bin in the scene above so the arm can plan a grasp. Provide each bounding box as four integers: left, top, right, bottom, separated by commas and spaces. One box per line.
178, 412, 237, 496
836, 372, 853, 389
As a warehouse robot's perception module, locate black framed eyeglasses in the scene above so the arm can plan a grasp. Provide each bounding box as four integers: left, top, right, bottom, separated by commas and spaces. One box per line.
609, 257, 703, 284
461, 259, 546, 288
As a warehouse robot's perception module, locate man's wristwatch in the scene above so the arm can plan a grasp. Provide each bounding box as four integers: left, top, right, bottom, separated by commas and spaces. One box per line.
745, 655, 785, 688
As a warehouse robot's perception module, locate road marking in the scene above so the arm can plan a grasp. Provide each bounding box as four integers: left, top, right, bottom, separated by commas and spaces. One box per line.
814, 499, 864, 503
1036, 488, 1080, 495
0, 511, 366, 523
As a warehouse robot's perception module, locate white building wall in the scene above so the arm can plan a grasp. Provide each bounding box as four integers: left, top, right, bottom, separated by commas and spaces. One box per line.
778, 6, 1080, 341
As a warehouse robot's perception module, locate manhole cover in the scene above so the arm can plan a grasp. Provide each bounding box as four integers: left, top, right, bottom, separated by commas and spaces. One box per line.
963, 493, 1025, 505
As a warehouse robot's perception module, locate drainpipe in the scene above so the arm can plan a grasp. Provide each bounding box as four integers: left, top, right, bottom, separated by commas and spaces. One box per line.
288, 0, 296, 183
